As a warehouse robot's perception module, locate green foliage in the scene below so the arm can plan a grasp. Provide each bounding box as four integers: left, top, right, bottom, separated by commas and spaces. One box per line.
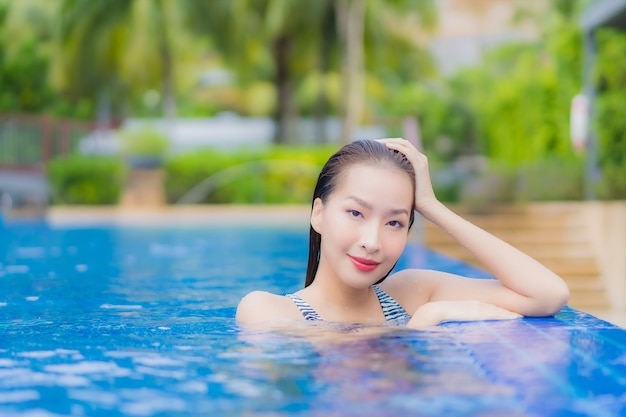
452, 42, 579, 164
0, 3, 53, 113
164, 149, 252, 204
0, 1, 96, 119
120, 126, 169, 157
446, 5, 583, 166
429, 152, 585, 208
595, 164, 626, 200
382, 82, 476, 160
419, 3, 592, 204
47, 156, 127, 205
594, 28, 626, 199
164, 146, 336, 204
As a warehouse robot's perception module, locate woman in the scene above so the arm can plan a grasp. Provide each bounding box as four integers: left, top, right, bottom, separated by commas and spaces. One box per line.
236, 138, 569, 329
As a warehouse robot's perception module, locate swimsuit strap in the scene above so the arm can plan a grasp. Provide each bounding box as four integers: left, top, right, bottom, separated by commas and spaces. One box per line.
372, 285, 411, 324
286, 294, 323, 321
287, 286, 410, 324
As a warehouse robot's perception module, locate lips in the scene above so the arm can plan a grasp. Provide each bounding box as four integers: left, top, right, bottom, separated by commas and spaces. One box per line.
349, 255, 380, 272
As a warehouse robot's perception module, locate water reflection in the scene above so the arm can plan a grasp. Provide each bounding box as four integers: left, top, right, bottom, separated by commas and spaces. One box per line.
232, 324, 526, 416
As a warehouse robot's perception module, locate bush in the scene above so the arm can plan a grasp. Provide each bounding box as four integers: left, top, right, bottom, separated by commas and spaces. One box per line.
382, 82, 477, 161
444, 8, 583, 166
436, 155, 584, 210
516, 155, 585, 201
47, 156, 127, 205
594, 28, 626, 199
596, 164, 626, 200
119, 126, 170, 169
164, 146, 336, 204
164, 150, 250, 204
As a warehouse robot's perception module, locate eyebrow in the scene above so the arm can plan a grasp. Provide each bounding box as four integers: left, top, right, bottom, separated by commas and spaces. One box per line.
347, 196, 410, 216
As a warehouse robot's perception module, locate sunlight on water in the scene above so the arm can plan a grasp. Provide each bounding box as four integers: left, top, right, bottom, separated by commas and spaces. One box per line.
0, 222, 625, 416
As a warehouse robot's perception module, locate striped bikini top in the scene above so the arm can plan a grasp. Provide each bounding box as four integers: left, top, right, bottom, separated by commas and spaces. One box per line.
286, 285, 411, 325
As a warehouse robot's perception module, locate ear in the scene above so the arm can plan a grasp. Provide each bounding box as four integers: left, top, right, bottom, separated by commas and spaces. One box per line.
310, 197, 324, 234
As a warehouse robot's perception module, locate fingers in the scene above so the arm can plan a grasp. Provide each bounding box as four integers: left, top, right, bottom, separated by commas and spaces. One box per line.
376, 137, 413, 149
379, 138, 427, 168
477, 302, 523, 320
376, 137, 405, 143
376, 138, 420, 157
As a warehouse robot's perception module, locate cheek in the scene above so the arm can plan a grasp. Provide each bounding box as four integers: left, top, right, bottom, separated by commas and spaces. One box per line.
385, 232, 408, 257
322, 213, 354, 243
316, 222, 349, 247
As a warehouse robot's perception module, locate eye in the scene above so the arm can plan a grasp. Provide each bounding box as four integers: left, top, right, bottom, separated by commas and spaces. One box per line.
347, 210, 362, 218
388, 220, 405, 229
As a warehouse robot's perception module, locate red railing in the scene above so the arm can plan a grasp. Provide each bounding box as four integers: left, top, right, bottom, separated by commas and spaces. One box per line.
0, 114, 102, 172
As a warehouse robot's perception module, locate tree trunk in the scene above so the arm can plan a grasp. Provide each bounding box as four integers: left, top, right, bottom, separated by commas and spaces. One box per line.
272, 34, 296, 144
157, 0, 176, 121
336, 0, 365, 144
160, 45, 176, 121
314, 3, 335, 144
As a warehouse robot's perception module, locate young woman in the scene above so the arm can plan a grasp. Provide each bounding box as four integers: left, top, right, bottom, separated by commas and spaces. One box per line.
236, 138, 570, 329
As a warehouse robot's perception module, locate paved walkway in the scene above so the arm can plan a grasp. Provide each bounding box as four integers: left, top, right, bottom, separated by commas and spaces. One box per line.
45, 204, 313, 227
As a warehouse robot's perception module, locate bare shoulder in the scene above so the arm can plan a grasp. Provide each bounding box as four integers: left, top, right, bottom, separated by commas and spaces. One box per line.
236, 291, 302, 325
381, 268, 444, 290
382, 267, 517, 314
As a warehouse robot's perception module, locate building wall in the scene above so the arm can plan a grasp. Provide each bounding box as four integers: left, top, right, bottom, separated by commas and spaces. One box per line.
428, 0, 548, 75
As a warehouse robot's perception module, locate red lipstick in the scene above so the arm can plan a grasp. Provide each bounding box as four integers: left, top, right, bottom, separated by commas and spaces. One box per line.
349, 255, 380, 272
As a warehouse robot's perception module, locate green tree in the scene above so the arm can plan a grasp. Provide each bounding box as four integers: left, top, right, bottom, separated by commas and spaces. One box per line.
382, 81, 475, 160
189, 0, 332, 144
335, 0, 436, 143
53, 0, 132, 125
53, 0, 197, 124
449, 1, 584, 164
0, 1, 58, 113
594, 28, 626, 199
189, 0, 436, 145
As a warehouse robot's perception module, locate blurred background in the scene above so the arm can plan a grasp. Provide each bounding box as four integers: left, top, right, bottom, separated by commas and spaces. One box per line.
0, 0, 625, 323
2, 0, 623, 209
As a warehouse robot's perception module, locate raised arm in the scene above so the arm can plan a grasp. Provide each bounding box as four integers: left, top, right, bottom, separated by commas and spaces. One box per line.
379, 138, 570, 318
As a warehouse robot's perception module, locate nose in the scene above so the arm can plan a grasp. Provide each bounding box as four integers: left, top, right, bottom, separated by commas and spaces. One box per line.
359, 222, 381, 253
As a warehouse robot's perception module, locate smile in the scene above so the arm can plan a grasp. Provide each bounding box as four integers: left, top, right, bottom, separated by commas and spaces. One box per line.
348, 255, 380, 272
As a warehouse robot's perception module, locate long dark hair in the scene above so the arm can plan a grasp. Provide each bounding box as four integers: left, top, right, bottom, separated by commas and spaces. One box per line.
304, 139, 416, 287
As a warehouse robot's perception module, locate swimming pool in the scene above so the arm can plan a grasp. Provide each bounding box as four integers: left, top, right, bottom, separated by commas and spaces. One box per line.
1, 218, 626, 416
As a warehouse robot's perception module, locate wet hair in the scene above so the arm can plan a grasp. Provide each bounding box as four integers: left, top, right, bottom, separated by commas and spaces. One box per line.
305, 139, 416, 287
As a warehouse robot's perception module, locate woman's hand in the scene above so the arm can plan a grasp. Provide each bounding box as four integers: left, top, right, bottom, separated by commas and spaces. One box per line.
406, 300, 522, 329
377, 138, 438, 213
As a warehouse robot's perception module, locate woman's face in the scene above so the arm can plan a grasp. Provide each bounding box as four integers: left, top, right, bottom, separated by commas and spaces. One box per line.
311, 163, 414, 289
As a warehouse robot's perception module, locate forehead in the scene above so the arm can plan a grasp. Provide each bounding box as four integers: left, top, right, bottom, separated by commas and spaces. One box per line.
337, 162, 411, 182
332, 163, 413, 202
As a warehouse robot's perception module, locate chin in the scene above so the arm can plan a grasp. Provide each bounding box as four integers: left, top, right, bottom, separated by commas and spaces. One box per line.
345, 275, 386, 289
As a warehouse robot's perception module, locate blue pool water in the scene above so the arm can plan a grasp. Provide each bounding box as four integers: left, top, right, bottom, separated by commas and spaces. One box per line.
1, 219, 626, 416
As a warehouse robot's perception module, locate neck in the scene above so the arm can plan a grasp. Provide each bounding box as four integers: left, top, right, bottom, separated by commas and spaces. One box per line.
310, 277, 372, 306
303, 260, 380, 323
